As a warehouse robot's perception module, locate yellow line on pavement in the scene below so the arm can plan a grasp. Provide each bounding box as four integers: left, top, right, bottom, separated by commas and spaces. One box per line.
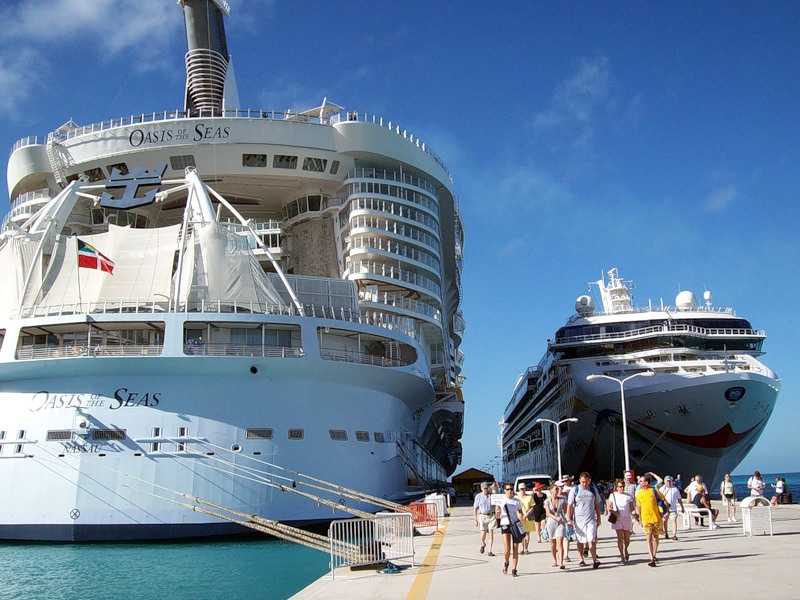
406, 517, 450, 600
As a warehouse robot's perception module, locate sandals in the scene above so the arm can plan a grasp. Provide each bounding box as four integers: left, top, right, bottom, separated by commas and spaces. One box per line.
559, 565, 565, 570
487, 552, 495, 557
648, 560, 656, 567
503, 562, 509, 575
672, 536, 678, 541
578, 561, 586, 567
512, 569, 518, 577
480, 544, 485, 554
593, 561, 601, 569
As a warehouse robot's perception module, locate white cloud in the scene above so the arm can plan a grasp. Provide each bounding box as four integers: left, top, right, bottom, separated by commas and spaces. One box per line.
533, 56, 612, 133
0, 0, 183, 116
703, 185, 738, 212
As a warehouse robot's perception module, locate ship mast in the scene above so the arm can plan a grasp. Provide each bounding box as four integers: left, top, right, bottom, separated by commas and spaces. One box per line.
180, 0, 237, 116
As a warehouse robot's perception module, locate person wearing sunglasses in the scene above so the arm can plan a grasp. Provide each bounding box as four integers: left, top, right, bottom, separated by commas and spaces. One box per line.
498, 484, 525, 576
607, 478, 635, 563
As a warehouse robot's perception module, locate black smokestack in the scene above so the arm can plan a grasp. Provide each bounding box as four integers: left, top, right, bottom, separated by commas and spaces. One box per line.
180, 0, 230, 116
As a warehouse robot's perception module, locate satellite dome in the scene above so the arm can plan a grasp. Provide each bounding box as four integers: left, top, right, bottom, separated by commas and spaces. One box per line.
675, 291, 697, 310
575, 295, 596, 316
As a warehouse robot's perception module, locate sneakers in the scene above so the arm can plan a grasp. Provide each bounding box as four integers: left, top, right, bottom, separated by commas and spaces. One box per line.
712, 523, 720, 529
732, 517, 737, 522
480, 543, 485, 554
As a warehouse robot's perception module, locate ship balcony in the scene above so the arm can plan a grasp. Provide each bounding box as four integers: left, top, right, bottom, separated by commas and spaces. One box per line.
348, 216, 441, 254
346, 242, 441, 279
346, 260, 442, 301
358, 289, 442, 326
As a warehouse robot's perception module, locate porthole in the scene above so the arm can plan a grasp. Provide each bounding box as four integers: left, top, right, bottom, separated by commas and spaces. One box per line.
231, 443, 242, 453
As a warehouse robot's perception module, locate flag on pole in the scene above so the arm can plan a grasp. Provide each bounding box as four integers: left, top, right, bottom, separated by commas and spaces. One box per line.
77, 238, 115, 274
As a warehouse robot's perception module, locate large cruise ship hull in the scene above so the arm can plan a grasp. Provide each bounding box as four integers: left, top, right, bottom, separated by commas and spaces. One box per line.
0, 340, 434, 541
507, 362, 779, 485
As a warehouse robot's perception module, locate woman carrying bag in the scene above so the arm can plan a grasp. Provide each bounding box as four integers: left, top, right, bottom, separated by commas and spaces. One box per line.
499, 483, 525, 577
607, 478, 636, 563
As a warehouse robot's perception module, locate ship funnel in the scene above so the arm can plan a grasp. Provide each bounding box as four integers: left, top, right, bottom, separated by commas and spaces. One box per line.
180, 0, 232, 116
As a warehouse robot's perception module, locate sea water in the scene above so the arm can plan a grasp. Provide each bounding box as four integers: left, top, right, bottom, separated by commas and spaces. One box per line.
0, 537, 329, 600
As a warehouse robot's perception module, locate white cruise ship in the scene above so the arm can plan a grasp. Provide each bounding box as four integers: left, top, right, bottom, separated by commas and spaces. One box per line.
502, 268, 779, 485
0, 0, 465, 541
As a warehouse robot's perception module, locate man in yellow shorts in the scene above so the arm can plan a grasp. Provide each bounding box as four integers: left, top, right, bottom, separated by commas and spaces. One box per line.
634, 474, 669, 567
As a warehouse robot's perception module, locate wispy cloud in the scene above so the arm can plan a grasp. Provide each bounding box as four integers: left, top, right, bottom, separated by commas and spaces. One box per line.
703, 185, 738, 212
533, 56, 612, 134
0, 0, 182, 116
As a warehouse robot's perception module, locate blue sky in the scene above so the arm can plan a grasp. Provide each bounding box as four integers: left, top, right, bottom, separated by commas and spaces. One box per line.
1, 1, 798, 477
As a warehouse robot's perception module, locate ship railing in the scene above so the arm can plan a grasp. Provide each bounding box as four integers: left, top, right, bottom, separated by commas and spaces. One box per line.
14, 300, 419, 339
319, 346, 409, 367
183, 343, 303, 358
331, 111, 451, 179
346, 166, 441, 198
12, 108, 450, 177
348, 260, 442, 296
358, 290, 441, 322
554, 323, 766, 345
15, 344, 164, 360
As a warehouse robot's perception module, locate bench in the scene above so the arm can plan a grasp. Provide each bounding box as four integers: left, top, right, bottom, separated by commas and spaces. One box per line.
681, 505, 715, 530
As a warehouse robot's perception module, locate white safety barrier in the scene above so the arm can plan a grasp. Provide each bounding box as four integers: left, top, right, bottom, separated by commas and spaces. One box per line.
741, 496, 773, 536
424, 493, 448, 519
328, 512, 415, 579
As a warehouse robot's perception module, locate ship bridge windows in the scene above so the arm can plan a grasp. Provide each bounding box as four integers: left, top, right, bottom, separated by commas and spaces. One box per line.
107, 162, 129, 176
91, 208, 149, 228
243, 153, 267, 168
170, 155, 196, 171
83, 167, 105, 183
16, 322, 165, 360
183, 322, 302, 357
302, 157, 327, 172
283, 194, 326, 220
318, 327, 417, 367
273, 154, 298, 169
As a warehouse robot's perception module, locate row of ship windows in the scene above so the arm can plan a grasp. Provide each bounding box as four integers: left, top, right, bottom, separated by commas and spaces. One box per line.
0, 428, 389, 452
69, 154, 341, 185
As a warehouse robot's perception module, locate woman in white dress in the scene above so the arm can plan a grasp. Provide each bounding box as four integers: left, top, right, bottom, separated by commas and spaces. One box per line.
544, 484, 568, 569
606, 478, 636, 563
498, 483, 524, 577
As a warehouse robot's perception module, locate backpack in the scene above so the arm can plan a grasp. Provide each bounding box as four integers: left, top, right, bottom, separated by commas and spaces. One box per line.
653, 486, 667, 514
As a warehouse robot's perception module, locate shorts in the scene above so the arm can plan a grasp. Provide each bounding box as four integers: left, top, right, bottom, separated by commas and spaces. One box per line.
573, 520, 597, 544
611, 514, 633, 531
477, 513, 497, 531
643, 521, 664, 536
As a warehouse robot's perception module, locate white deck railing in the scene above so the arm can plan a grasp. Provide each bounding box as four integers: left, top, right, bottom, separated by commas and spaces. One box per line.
554, 323, 765, 345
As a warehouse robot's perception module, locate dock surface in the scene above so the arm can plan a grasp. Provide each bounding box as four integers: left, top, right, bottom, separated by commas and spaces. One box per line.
294, 503, 798, 599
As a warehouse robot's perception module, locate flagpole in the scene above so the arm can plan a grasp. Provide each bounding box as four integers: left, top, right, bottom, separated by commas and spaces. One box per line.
76, 237, 83, 312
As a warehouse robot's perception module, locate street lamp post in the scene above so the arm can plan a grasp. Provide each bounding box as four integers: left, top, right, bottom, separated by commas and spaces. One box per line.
585, 371, 656, 472
535, 417, 578, 481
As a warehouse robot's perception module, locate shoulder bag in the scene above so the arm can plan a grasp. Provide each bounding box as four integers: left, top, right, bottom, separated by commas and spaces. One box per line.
607, 492, 619, 524
505, 503, 526, 544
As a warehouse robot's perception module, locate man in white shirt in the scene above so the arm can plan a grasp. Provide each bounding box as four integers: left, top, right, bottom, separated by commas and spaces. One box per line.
566, 472, 602, 568
659, 475, 684, 541
473, 482, 497, 556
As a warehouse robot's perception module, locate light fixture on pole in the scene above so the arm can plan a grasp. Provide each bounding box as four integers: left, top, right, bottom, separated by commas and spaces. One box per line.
535, 417, 578, 481
585, 371, 656, 472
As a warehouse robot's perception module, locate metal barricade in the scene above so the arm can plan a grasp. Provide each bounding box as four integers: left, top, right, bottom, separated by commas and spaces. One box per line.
328, 512, 415, 579
396, 501, 441, 533
741, 496, 773, 536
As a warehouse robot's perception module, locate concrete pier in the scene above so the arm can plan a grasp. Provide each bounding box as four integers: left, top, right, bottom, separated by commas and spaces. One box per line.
294, 503, 798, 599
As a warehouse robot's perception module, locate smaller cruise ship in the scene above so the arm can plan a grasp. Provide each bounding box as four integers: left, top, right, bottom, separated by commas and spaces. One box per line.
502, 268, 780, 484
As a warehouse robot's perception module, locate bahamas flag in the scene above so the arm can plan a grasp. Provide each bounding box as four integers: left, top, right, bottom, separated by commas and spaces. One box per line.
77, 238, 115, 274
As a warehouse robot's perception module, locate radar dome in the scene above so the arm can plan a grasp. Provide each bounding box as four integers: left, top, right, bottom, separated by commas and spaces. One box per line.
575, 295, 596, 316
675, 291, 697, 310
